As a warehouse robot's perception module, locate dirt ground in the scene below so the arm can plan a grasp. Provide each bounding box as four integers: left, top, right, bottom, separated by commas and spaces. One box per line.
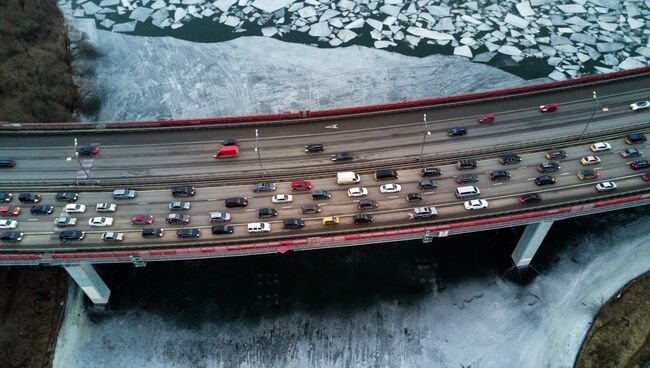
575, 271, 650, 368
0, 267, 68, 368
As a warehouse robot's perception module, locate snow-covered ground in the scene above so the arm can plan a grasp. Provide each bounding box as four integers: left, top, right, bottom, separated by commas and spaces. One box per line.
53, 209, 650, 368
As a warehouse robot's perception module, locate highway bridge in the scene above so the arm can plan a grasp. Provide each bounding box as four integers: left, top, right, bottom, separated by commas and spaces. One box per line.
1, 68, 650, 304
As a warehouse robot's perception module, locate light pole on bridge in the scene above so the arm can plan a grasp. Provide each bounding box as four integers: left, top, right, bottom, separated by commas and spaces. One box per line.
580, 91, 608, 141
254, 129, 264, 178
418, 114, 432, 162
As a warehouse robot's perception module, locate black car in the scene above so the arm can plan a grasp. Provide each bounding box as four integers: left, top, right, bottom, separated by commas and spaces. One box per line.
457, 159, 477, 170
311, 190, 331, 200
253, 182, 276, 192
489, 170, 511, 181
176, 228, 201, 238
625, 133, 647, 144
55, 192, 78, 202
257, 208, 278, 218
419, 179, 438, 190
538, 162, 561, 173
456, 174, 479, 184
225, 197, 248, 208
421, 167, 442, 177
519, 193, 542, 204
448, 127, 467, 136
76, 144, 100, 156
171, 186, 195, 197
358, 199, 379, 210
30, 205, 54, 215
223, 138, 238, 146
375, 169, 399, 181
282, 218, 305, 229
58, 230, 85, 241
0, 231, 23, 242
211, 225, 234, 234
535, 175, 557, 186
499, 154, 522, 165
300, 203, 322, 214
142, 228, 164, 238
631, 159, 650, 170
545, 149, 567, 160
331, 152, 353, 161
18, 193, 41, 203
166, 213, 190, 224
0, 193, 12, 202
353, 214, 373, 224
0, 159, 16, 168
305, 143, 324, 152
406, 192, 423, 202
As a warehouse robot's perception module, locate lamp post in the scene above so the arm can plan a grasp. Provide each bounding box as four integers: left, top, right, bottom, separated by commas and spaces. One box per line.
580, 91, 601, 141
418, 114, 432, 162
70, 138, 90, 179
254, 129, 264, 178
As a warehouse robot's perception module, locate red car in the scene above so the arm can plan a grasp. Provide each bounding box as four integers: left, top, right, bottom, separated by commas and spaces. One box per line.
477, 113, 495, 124
539, 103, 558, 112
290, 180, 312, 191
642, 172, 650, 182
129, 214, 154, 225
0, 206, 20, 216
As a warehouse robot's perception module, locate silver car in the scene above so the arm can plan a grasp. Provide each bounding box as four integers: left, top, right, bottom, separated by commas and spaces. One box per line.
169, 201, 191, 211
113, 189, 136, 199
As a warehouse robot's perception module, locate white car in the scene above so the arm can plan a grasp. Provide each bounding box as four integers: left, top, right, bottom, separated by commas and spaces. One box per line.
630, 100, 650, 111
271, 194, 293, 204
0, 219, 18, 229
590, 142, 611, 152
596, 181, 617, 192
347, 187, 368, 197
379, 183, 401, 193
65, 204, 86, 213
102, 232, 123, 241
580, 155, 601, 166
88, 217, 114, 227
464, 199, 489, 210
96, 203, 117, 212
169, 201, 191, 210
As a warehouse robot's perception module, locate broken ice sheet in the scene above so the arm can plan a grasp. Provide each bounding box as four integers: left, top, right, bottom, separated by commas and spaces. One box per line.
129, 7, 155, 22
112, 21, 138, 32
251, 0, 294, 13
309, 21, 331, 37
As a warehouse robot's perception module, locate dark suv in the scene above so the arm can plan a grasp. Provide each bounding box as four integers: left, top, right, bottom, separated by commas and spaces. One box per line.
456, 174, 479, 184
257, 208, 278, 218
253, 182, 276, 192
305, 143, 324, 152
353, 214, 373, 224
538, 162, 560, 173
300, 203, 322, 214
18, 193, 41, 203
626, 133, 647, 144
176, 228, 201, 238
358, 199, 379, 210
282, 218, 305, 229
519, 193, 542, 204
448, 127, 467, 136
419, 179, 438, 190
456, 160, 477, 170
311, 190, 331, 200
489, 170, 511, 181
142, 228, 164, 238
171, 186, 195, 197
58, 230, 85, 241
166, 213, 190, 224
421, 167, 442, 177
499, 154, 522, 165
55, 192, 78, 202
375, 169, 398, 181
211, 225, 234, 234
225, 197, 248, 208
30, 205, 54, 215
545, 149, 567, 160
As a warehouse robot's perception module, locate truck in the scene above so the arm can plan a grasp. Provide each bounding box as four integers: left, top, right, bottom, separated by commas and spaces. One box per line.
213, 145, 239, 158
337, 171, 361, 184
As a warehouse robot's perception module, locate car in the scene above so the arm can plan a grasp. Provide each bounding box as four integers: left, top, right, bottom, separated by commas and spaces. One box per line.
406, 192, 423, 202
76, 144, 100, 156
65, 204, 86, 213
535, 175, 557, 186
539, 103, 558, 112
0, 206, 20, 216
0, 193, 12, 202
113, 189, 136, 199
54, 217, 77, 227
166, 213, 189, 224
290, 180, 312, 191
225, 197, 248, 208
253, 182, 276, 192
272, 194, 293, 203
519, 193, 542, 204
353, 214, 373, 224
538, 162, 560, 173
331, 152, 353, 161
30, 205, 53, 215
171, 186, 195, 197
630, 100, 650, 111
545, 149, 567, 160
596, 181, 617, 192
421, 167, 442, 177
448, 127, 467, 136
88, 217, 114, 227
419, 179, 438, 190
477, 113, 495, 124
347, 187, 368, 197
322, 216, 340, 225
0, 231, 23, 242
489, 170, 511, 181
211, 225, 234, 234
499, 153, 522, 165
580, 156, 601, 166
412, 206, 437, 219
456, 174, 479, 184
577, 169, 599, 180
257, 208, 278, 218
101, 232, 124, 241
631, 159, 650, 170
130, 214, 154, 225
305, 143, 324, 152
464, 199, 488, 210
18, 193, 41, 203
358, 199, 379, 209
642, 172, 650, 182
58, 230, 84, 241
96, 203, 117, 212
282, 218, 305, 229
223, 138, 238, 146
311, 190, 332, 200
457, 159, 478, 170
142, 228, 164, 238
177, 228, 201, 238
0, 159, 16, 168
379, 183, 401, 193
625, 133, 647, 144
209, 212, 231, 223
56, 192, 78, 202
375, 169, 399, 181
590, 142, 611, 152
0, 220, 18, 229
169, 201, 191, 211
300, 203, 322, 214
621, 148, 642, 158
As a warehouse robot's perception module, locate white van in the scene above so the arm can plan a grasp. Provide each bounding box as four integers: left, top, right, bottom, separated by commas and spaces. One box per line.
455, 186, 481, 199
337, 171, 361, 184
247, 222, 271, 233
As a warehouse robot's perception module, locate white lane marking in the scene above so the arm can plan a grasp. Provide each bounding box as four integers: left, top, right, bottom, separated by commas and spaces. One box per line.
138, 202, 148, 205
527, 178, 536, 181
319, 203, 328, 206
594, 166, 603, 170
207, 199, 218, 201
28, 218, 38, 221
245, 209, 256, 212
281, 206, 292, 209
388, 195, 399, 199
518, 166, 527, 169
493, 183, 503, 186
560, 172, 571, 176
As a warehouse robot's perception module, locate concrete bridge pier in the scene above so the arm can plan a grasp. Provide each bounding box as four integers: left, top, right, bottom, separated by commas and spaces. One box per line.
511, 221, 554, 267
64, 263, 111, 305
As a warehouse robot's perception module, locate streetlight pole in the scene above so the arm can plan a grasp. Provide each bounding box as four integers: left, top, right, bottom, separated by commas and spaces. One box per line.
580, 91, 600, 141
418, 114, 431, 162
254, 129, 264, 178
72, 138, 90, 179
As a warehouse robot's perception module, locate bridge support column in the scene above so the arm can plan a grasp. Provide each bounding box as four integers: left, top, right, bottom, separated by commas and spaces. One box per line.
511, 221, 554, 267
64, 263, 111, 305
